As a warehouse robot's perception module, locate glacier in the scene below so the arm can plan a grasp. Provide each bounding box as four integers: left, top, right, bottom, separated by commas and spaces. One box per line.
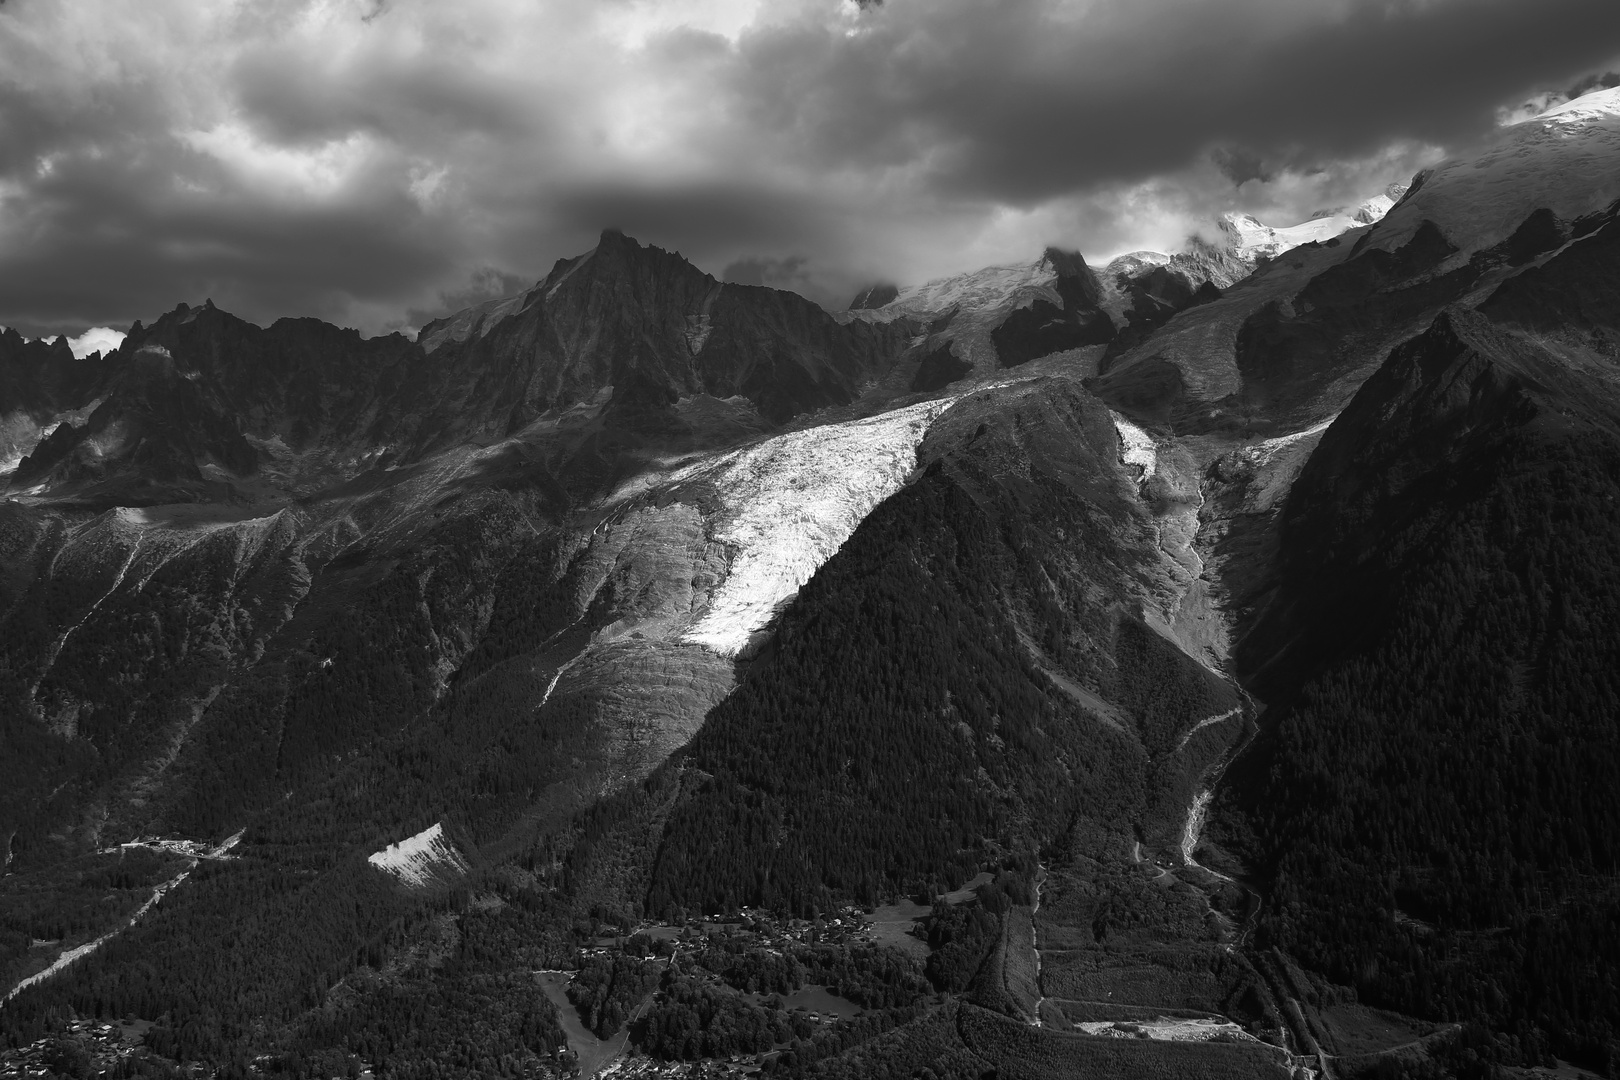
682, 396, 960, 657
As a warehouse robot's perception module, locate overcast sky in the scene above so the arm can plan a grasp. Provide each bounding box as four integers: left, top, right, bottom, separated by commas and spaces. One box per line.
2, 0, 1618, 342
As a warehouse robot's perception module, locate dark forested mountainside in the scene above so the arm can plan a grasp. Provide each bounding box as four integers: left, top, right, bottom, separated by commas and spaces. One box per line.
1219, 298, 1620, 1072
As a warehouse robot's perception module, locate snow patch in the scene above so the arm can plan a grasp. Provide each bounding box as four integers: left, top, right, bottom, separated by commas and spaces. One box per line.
1110, 412, 1156, 482
367, 822, 470, 888
683, 397, 958, 657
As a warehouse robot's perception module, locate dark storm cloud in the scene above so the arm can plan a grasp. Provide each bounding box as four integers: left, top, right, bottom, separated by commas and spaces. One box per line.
1211, 147, 1274, 189
0, 129, 461, 335
228, 45, 533, 149
728, 0, 1620, 204
0, 0, 1616, 338
722, 255, 814, 293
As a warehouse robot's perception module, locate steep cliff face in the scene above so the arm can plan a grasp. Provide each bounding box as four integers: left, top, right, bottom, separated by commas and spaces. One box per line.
5, 304, 430, 500
14, 344, 259, 502
0, 331, 118, 472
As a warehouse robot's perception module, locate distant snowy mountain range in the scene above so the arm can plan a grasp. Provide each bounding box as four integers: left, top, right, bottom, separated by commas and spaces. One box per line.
847, 182, 1409, 326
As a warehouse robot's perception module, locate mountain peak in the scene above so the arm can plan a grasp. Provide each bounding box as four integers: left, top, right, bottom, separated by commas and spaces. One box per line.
1212, 197, 1393, 265
1038, 246, 1094, 280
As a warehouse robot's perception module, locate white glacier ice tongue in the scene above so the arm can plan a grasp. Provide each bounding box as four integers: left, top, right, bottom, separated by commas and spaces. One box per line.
683, 396, 960, 657
1110, 411, 1156, 481
366, 822, 469, 888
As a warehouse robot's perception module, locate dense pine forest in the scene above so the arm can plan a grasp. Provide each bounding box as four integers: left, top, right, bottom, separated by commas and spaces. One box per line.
1229, 413, 1620, 1071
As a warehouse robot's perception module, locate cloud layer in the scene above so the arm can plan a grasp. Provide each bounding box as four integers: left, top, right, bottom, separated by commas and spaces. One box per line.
1, 0, 1617, 335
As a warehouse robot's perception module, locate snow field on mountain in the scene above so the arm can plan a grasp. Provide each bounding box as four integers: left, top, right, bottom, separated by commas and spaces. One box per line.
1373, 86, 1620, 259
1220, 212, 1359, 262
683, 397, 960, 657
366, 822, 469, 888
891, 259, 1059, 318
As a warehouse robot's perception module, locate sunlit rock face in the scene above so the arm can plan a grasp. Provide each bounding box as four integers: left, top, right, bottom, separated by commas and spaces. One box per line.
367, 822, 470, 888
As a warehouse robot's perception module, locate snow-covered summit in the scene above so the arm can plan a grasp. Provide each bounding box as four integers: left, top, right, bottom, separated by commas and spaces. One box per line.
1090, 183, 1406, 309
1368, 86, 1620, 259
1539, 84, 1620, 128
1218, 212, 1347, 262
1349, 187, 1405, 224
1216, 185, 1405, 264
